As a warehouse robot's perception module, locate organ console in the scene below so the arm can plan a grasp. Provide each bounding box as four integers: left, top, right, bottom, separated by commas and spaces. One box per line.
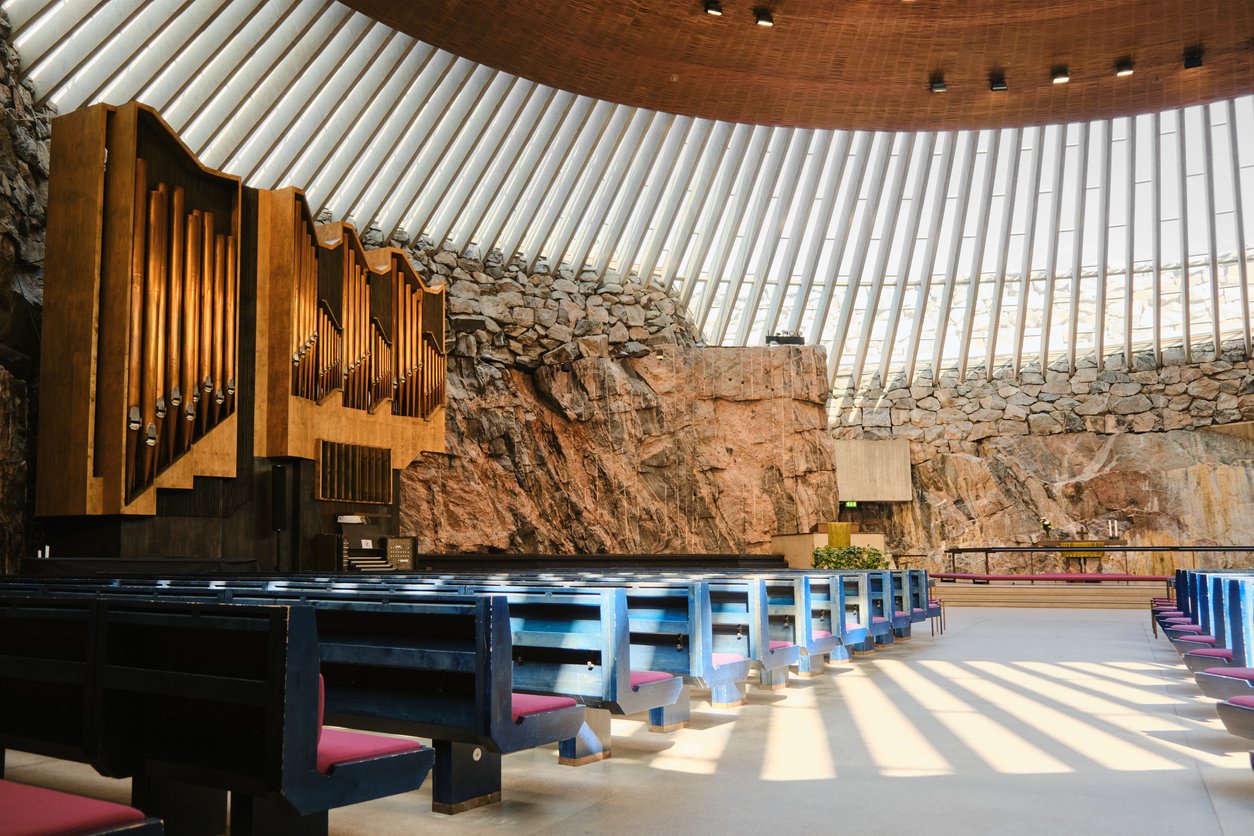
36, 102, 446, 566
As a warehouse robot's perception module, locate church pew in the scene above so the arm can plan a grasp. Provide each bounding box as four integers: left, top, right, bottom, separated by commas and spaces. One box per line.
0, 595, 97, 776
240, 582, 684, 765
4, 582, 587, 815
1183, 574, 1247, 672
1214, 696, 1254, 772
0, 595, 435, 835
0, 778, 162, 835
841, 571, 896, 650
1193, 578, 1254, 702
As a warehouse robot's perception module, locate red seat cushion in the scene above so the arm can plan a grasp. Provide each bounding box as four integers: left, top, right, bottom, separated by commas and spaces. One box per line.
0, 779, 148, 836
813, 630, 832, 638
316, 728, 422, 774
1187, 647, 1234, 659
712, 652, 747, 667
511, 692, 577, 722
1176, 636, 1217, 645
1203, 667, 1254, 682
630, 669, 675, 687
768, 640, 794, 650
1229, 696, 1254, 708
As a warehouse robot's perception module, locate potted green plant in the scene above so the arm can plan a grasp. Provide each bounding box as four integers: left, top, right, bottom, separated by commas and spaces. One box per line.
812, 545, 890, 570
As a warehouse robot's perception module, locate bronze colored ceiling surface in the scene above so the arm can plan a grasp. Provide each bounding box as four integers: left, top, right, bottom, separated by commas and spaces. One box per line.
343, 0, 1254, 130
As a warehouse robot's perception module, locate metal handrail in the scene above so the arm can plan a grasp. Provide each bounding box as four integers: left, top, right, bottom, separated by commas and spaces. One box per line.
943, 544, 1254, 574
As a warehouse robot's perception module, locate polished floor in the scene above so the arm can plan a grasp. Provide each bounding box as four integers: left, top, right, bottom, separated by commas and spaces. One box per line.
8, 608, 1253, 835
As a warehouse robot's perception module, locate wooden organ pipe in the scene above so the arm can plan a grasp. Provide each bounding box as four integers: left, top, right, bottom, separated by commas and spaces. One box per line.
126, 159, 147, 493
212, 233, 226, 419
165, 186, 184, 465
225, 232, 237, 411
182, 210, 202, 451
140, 186, 164, 482
199, 212, 214, 435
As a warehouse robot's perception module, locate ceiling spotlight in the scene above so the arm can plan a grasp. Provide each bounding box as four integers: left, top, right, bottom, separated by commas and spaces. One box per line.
989, 71, 1007, 92
1051, 65, 1070, 84
1184, 45, 1203, 69
754, 7, 774, 26
703, 0, 723, 15
1115, 57, 1134, 77
930, 73, 948, 93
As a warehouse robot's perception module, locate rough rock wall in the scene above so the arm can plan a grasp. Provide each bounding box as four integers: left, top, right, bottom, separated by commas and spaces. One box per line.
0, 17, 52, 571
399, 346, 840, 553
855, 428, 1254, 574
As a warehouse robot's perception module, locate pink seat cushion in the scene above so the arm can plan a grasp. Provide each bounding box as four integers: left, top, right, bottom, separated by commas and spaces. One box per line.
1154, 609, 1184, 615
712, 652, 747, 666
813, 630, 832, 638
1163, 617, 1194, 623
1177, 635, 1217, 644
872, 616, 888, 624
630, 669, 676, 687
768, 640, 794, 650
928, 600, 941, 606
317, 728, 422, 774
1203, 667, 1254, 683
511, 692, 577, 722
1166, 624, 1204, 633
0, 779, 148, 836
895, 611, 909, 617
1229, 696, 1254, 708
1188, 647, 1234, 659
846, 622, 863, 630
912, 608, 924, 613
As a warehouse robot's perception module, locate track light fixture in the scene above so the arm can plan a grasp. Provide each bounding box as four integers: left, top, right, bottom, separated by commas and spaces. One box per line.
1184, 45, 1203, 69
1051, 65, 1070, 84
754, 7, 774, 26
1115, 57, 1134, 77
703, 0, 723, 15
989, 71, 1007, 92
930, 73, 947, 93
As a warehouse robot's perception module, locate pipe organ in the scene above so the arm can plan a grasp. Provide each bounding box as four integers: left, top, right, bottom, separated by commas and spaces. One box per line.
36, 102, 446, 566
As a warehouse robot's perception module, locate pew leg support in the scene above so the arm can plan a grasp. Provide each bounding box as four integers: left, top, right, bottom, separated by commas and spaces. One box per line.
893, 627, 912, 640
648, 684, 691, 732
875, 631, 895, 646
829, 644, 852, 663
431, 740, 502, 814
132, 774, 227, 836
559, 707, 612, 765
758, 667, 789, 690
231, 794, 326, 836
709, 681, 746, 709
795, 653, 826, 677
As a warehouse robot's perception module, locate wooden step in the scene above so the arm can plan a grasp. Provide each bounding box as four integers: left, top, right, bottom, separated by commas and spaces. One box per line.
933, 581, 1167, 609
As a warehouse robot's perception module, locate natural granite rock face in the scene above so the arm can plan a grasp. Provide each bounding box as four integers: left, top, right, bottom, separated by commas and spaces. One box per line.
0, 363, 28, 571
399, 346, 840, 553
0, 19, 51, 570
854, 428, 1254, 574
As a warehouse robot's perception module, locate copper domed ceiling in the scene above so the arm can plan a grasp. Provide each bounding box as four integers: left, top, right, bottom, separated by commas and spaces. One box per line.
342, 0, 1254, 130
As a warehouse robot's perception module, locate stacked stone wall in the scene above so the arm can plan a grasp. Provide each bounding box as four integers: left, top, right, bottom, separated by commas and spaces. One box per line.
833, 358, 1254, 466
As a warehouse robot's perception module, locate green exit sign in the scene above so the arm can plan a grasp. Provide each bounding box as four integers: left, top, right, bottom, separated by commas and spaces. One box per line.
843, 501, 858, 508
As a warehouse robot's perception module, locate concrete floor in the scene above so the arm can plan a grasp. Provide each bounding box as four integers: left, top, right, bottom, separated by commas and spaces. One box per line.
7, 608, 1253, 835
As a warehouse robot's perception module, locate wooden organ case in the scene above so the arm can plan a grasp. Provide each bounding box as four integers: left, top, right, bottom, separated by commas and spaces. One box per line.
36, 103, 447, 569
